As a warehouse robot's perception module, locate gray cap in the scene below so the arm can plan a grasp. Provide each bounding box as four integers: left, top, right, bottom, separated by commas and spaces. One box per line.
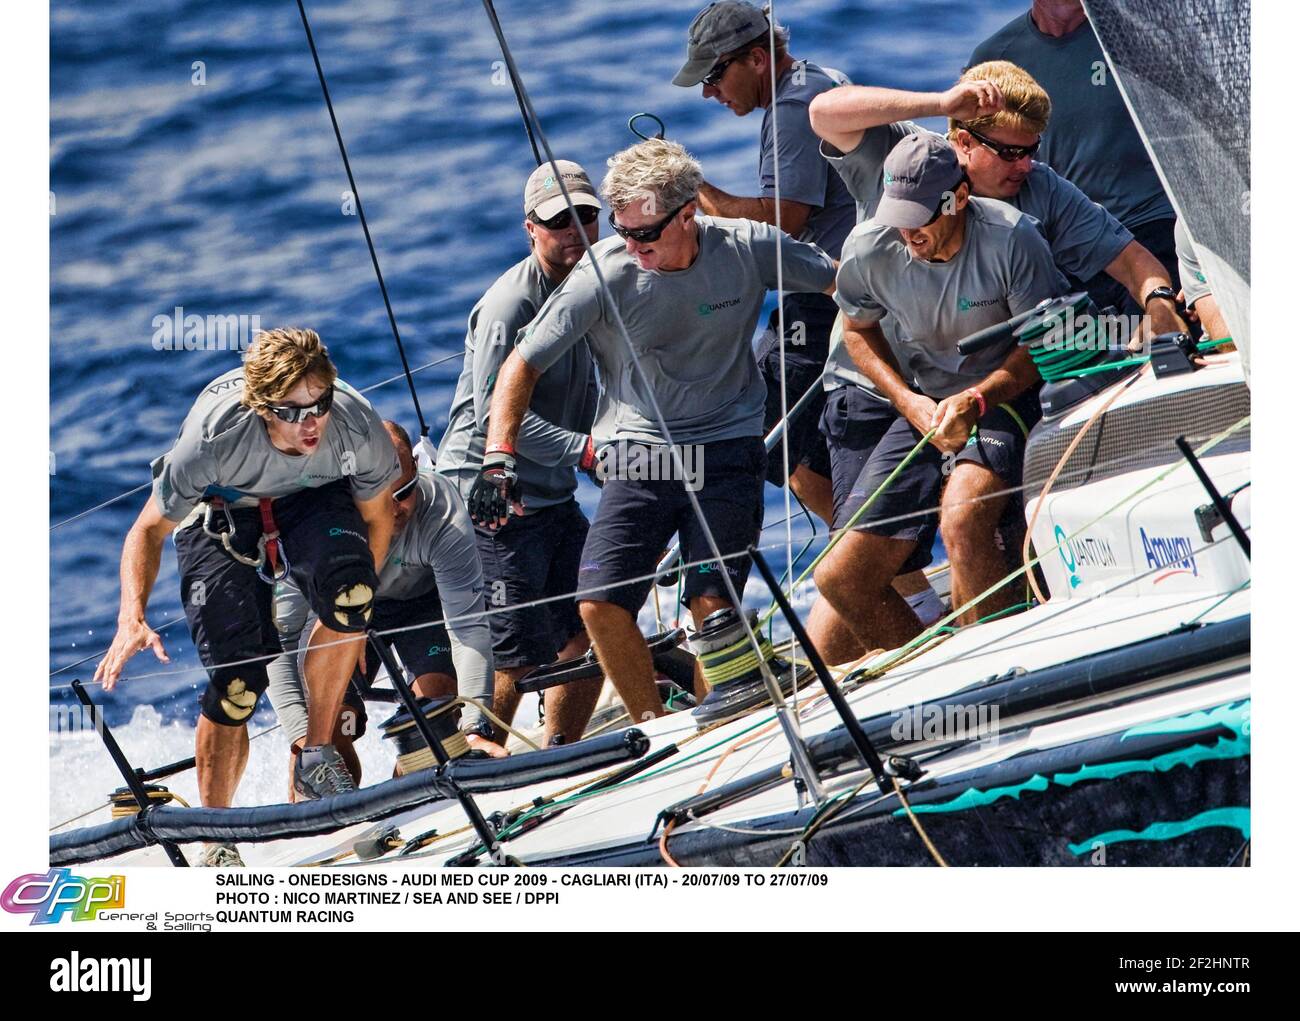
873, 133, 966, 229
672, 2, 769, 87
524, 160, 602, 221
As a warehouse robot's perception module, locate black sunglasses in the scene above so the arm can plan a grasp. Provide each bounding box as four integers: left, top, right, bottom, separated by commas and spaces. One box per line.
266, 385, 334, 423
958, 123, 1040, 163
392, 474, 419, 501
701, 55, 737, 88
608, 200, 690, 243
529, 205, 600, 231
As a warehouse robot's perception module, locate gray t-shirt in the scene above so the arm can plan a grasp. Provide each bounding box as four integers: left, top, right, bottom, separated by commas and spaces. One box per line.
150, 369, 400, 522
1174, 218, 1212, 308
516, 216, 837, 446
820, 119, 925, 224
760, 61, 856, 261
268, 471, 493, 738
436, 254, 597, 512
833, 196, 1067, 398
969, 12, 1174, 231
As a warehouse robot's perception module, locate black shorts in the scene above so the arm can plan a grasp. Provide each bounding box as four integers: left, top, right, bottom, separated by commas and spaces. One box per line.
757, 301, 835, 485
474, 499, 588, 669
357, 586, 455, 683
177, 479, 377, 726
578, 437, 766, 618
845, 389, 1041, 571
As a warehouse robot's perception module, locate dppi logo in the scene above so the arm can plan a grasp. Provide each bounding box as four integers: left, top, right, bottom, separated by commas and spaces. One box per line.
2, 869, 126, 925
1139, 526, 1199, 582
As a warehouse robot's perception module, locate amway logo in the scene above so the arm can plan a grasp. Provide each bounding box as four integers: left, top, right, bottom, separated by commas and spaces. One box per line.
1140, 526, 1199, 580
50, 953, 151, 1001
2, 868, 125, 925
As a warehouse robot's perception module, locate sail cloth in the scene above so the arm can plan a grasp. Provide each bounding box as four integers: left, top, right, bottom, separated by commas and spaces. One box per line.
1083, 0, 1251, 377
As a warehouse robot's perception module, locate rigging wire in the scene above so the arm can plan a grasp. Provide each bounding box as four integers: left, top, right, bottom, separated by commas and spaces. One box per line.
474, 0, 825, 800
295, 0, 427, 436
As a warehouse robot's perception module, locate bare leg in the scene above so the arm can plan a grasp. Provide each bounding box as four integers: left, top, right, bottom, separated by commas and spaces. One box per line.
687, 594, 731, 699
789, 466, 834, 525
942, 464, 1018, 626
332, 711, 362, 787
413, 671, 457, 701
814, 530, 924, 652
303, 621, 364, 747
892, 569, 933, 599
196, 716, 248, 808
544, 630, 600, 745
579, 599, 663, 723
806, 596, 866, 666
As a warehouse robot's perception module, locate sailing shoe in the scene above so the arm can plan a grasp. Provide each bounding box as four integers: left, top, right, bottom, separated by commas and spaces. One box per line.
198, 842, 246, 867
294, 744, 357, 800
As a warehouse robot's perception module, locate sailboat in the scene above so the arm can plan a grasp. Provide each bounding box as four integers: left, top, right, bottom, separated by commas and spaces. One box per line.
49, 0, 1250, 868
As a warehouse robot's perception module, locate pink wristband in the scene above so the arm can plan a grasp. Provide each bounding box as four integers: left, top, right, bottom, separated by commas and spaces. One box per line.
965, 387, 986, 418
485, 442, 515, 456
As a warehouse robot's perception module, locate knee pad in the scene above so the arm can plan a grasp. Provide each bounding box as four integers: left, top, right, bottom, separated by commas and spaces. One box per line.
201, 665, 270, 726
314, 563, 378, 633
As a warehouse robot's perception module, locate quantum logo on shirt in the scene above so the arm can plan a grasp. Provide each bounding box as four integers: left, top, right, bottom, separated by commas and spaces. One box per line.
958, 296, 1000, 312
697, 297, 742, 316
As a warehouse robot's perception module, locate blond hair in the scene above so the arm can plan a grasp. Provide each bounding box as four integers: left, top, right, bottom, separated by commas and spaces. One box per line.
949, 60, 1051, 138
601, 139, 703, 216
241, 327, 337, 410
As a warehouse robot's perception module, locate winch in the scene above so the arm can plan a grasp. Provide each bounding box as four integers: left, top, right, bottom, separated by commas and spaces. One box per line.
380, 696, 469, 774
1012, 292, 1139, 419
690, 607, 809, 726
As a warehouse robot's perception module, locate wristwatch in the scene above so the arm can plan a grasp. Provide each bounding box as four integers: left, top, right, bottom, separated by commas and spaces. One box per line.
1143, 285, 1178, 307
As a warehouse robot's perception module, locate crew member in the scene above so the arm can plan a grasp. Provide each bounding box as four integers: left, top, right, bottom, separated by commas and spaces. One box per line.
437, 160, 602, 746
673, 0, 855, 522
94, 328, 400, 866
1174, 219, 1232, 344
270, 421, 504, 796
809, 61, 1186, 340
815, 134, 1066, 654
473, 139, 837, 723
968, 0, 1178, 312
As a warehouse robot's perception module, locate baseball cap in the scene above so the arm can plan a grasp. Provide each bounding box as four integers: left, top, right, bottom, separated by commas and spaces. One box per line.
672, 2, 769, 87
524, 160, 602, 221
873, 133, 967, 230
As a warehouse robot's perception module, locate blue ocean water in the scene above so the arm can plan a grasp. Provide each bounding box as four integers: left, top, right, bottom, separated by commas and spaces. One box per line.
49, 0, 1024, 729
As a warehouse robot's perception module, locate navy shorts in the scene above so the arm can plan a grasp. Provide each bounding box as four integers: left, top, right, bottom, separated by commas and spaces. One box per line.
843, 388, 1041, 571
757, 301, 835, 486
578, 437, 766, 618
177, 479, 377, 726
474, 499, 588, 669
819, 384, 900, 529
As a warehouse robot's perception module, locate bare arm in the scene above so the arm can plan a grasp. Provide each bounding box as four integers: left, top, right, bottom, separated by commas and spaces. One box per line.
843, 317, 937, 432
484, 350, 544, 453
1104, 238, 1188, 338
809, 80, 1004, 157
930, 346, 1040, 454
1185, 293, 1232, 345
355, 489, 395, 576
93, 498, 180, 688
696, 183, 812, 237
